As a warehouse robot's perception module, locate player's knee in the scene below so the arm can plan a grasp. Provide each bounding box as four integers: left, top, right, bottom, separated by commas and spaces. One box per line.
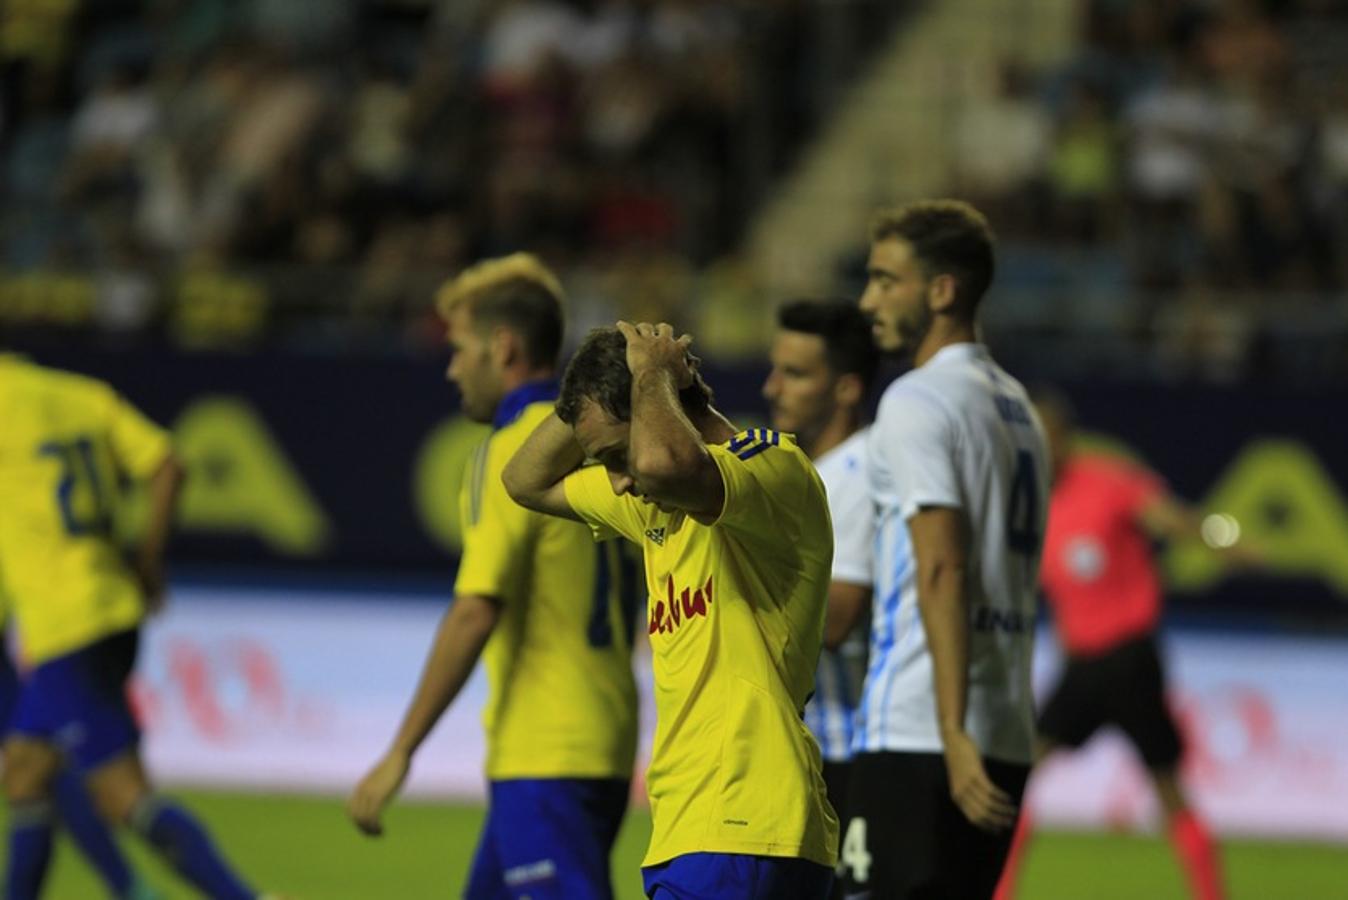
86, 755, 152, 825
1, 738, 61, 802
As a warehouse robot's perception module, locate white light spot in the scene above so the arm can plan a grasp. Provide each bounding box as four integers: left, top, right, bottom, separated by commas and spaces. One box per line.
1201, 513, 1241, 549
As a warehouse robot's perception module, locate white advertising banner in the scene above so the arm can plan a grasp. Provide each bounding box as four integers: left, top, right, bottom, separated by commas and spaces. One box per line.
137, 588, 1348, 841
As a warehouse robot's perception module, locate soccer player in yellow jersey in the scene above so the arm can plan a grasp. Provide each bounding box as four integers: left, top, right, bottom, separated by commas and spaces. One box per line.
347, 254, 639, 899
0, 354, 263, 899
504, 322, 839, 899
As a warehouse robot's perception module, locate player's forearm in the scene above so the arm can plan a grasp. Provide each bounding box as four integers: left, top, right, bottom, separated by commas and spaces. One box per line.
504, 412, 585, 509
628, 368, 712, 494
138, 453, 185, 572
916, 562, 971, 742
823, 581, 871, 650
388, 595, 498, 757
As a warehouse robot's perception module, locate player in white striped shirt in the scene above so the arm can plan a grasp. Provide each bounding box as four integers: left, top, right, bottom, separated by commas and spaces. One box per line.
842, 201, 1050, 899
763, 299, 878, 898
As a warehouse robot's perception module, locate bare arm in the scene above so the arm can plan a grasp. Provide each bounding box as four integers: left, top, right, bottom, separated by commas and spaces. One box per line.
621, 322, 724, 522
136, 452, 186, 614
823, 581, 871, 651
1139, 494, 1262, 568
503, 412, 586, 521
909, 506, 1016, 832
347, 593, 500, 836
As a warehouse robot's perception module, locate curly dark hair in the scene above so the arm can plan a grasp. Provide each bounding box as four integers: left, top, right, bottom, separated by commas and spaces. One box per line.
870, 199, 997, 311
557, 327, 714, 425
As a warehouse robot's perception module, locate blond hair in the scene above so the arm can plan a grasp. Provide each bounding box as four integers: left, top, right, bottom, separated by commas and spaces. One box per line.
435, 252, 565, 320
435, 253, 567, 367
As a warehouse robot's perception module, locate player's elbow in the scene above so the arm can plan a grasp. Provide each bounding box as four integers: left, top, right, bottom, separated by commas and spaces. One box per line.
451, 594, 501, 637
630, 443, 708, 494
502, 456, 543, 511
916, 558, 968, 606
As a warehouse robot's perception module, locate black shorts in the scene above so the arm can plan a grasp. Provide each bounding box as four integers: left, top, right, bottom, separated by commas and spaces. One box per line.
839, 751, 1030, 899
1037, 633, 1182, 769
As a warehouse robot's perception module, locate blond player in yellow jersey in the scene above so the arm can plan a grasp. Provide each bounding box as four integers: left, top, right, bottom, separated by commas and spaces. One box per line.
0, 354, 267, 899
347, 255, 639, 899
505, 322, 839, 898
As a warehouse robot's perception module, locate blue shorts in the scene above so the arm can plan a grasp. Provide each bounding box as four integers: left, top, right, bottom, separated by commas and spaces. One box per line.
643, 853, 834, 900
465, 777, 629, 900
8, 629, 141, 772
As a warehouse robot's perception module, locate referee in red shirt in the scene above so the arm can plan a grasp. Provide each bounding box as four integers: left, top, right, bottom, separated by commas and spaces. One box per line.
995, 391, 1250, 900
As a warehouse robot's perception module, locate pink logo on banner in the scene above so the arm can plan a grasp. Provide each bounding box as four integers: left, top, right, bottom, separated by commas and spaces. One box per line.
132, 638, 330, 743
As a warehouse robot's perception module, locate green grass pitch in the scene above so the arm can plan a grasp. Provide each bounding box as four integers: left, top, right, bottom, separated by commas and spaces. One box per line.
7, 790, 1344, 898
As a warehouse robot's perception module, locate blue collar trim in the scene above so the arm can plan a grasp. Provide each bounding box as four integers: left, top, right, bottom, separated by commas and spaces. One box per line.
493, 379, 559, 430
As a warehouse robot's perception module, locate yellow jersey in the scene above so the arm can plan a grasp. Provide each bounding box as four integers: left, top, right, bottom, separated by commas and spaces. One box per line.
564, 427, 839, 868
455, 391, 638, 781
0, 355, 171, 663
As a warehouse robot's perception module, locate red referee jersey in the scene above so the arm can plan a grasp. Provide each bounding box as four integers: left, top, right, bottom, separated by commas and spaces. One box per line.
1040, 453, 1166, 656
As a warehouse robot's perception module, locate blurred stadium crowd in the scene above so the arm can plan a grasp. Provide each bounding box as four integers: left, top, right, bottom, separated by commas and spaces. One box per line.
1, 0, 1345, 372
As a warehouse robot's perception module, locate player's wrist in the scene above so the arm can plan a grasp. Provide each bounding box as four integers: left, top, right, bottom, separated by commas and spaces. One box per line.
938, 721, 968, 743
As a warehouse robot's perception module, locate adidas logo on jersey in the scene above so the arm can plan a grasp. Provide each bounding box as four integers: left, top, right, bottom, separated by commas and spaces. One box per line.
645, 527, 666, 546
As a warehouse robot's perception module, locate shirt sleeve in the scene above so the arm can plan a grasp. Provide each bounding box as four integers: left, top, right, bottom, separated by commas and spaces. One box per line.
106, 391, 172, 479
876, 383, 962, 520
454, 439, 538, 601
826, 459, 873, 586
707, 442, 803, 538
562, 464, 649, 544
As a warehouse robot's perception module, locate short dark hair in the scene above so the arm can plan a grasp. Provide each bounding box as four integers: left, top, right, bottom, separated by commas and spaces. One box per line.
436, 253, 564, 367
870, 199, 996, 310
777, 298, 880, 391
557, 327, 714, 425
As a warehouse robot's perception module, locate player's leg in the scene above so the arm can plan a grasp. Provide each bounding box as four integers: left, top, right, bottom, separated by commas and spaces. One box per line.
63, 630, 258, 900
839, 751, 945, 898
1116, 637, 1224, 900
2, 735, 62, 900
937, 757, 1031, 899
86, 752, 258, 900
486, 778, 630, 900
52, 766, 160, 899
993, 659, 1102, 900
642, 853, 833, 899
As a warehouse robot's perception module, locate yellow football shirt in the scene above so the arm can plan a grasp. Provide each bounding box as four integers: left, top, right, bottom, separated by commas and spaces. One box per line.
455, 398, 639, 781
0, 355, 171, 663
564, 427, 839, 868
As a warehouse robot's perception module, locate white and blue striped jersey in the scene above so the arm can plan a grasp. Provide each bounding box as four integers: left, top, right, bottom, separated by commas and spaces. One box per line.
855, 343, 1048, 765
803, 429, 872, 762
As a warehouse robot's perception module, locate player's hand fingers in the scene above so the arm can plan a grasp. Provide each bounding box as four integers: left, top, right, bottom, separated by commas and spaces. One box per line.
969, 785, 1016, 831
348, 794, 385, 837
615, 320, 637, 339
676, 333, 693, 349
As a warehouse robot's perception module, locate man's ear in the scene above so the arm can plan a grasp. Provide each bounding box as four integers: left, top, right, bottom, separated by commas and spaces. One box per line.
928, 273, 959, 314
834, 372, 865, 410
489, 325, 518, 368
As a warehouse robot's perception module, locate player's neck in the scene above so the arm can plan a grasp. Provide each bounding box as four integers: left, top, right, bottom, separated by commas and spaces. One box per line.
803, 411, 860, 461
913, 317, 978, 368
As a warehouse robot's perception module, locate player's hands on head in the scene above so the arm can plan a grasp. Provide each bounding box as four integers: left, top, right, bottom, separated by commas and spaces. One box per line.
616, 321, 695, 387
347, 749, 411, 837
943, 730, 1017, 833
